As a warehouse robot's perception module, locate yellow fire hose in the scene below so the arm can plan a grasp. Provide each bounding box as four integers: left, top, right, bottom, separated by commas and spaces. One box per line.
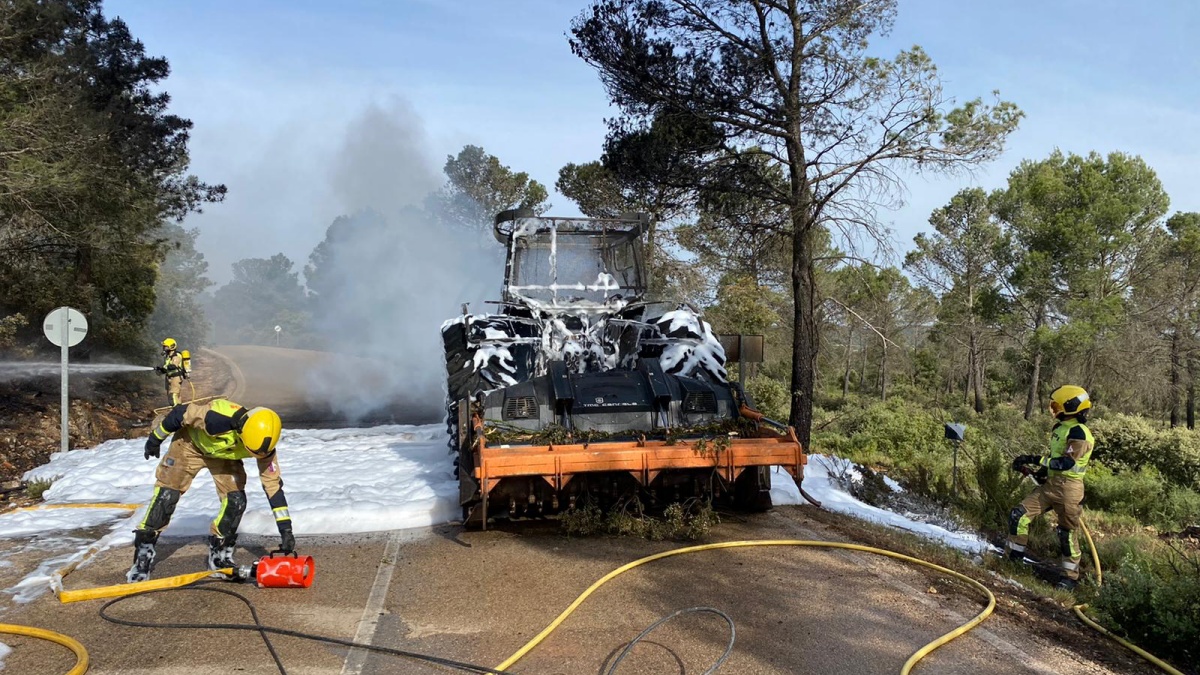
151, 381, 216, 415
1, 507, 1188, 674
57, 569, 234, 604
11, 503, 141, 514
1076, 521, 1185, 675
0, 503, 142, 675
0, 623, 89, 675
494, 539, 997, 674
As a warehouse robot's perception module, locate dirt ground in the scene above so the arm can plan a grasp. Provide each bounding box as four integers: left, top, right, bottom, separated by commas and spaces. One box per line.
0, 507, 1165, 675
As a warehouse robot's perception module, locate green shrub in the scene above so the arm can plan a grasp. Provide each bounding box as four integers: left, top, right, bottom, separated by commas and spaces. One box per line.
560, 499, 719, 541
960, 445, 1030, 534
1090, 414, 1200, 490
560, 503, 605, 536
745, 375, 789, 422
1092, 544, 1200, 669
812, 396, 1200, 542
0, 313, 29, 350
814, 398, 943, 460
25, 478, 53, 501
1090, 527, 1159, 574
1086, 464, 1200, 531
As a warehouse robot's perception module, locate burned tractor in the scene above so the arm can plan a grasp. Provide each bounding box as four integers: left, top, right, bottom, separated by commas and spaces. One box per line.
441, 210, 805, 527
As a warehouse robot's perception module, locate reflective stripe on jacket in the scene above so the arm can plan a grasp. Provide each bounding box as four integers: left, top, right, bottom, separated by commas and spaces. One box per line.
185, 399, 252, 460
1042, 418, 1094, 480
162, 352, 185, 378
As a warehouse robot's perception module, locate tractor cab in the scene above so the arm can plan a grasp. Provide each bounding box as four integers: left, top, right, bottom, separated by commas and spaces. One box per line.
494, 209, 649, 311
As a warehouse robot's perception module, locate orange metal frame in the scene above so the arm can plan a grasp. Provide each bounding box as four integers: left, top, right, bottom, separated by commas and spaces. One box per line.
468, 407, 807, 527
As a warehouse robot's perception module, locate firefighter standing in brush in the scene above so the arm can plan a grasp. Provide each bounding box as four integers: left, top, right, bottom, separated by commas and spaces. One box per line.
127, 399, 296, 583
1007, 385, 1096, 590
155, 338, 188, 406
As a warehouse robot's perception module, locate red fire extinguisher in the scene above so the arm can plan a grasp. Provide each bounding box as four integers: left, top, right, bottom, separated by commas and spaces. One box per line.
243, 551, 315, 589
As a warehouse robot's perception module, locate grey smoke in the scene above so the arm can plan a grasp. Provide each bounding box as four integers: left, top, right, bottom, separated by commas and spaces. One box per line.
330, 100, 442, 216
301, 100, 505, 423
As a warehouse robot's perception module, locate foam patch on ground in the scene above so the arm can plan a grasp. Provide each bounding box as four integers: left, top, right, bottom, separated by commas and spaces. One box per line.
2, 424, 994, 605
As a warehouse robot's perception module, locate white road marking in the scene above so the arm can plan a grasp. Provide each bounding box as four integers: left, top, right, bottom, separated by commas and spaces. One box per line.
341, 530, 403, 675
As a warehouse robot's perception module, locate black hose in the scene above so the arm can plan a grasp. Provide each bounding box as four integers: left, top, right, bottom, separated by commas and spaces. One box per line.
99, 585, 512, 674
604, 606, 736, 675
100, 586, 738, 674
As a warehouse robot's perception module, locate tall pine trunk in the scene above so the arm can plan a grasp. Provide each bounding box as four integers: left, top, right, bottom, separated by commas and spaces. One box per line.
963, 359, 970, 404
1170, 328, 1182, 427
879, 341, 888, 401
786, 128, 816, 449
1188, 351, 1196, 430
969, 330, 985, 413
790, 222, 817, 448
1024, 349, 1042, 420
842, 325, 853, 399
1024, 311, 1045, 420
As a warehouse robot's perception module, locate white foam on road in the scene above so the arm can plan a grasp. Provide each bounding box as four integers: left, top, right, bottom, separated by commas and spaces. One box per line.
2, 423, 994, 604
13, 424, 459, 539
790, 455, 997, 555
0, 508, 137, 539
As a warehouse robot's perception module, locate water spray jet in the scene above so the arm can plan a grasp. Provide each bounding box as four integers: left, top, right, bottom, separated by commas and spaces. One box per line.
0, 362, 154, 384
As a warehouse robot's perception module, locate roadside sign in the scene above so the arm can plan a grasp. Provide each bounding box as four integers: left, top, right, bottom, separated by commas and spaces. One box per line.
717, 334, 764, 363
43, 306, 87, 453
43, 307, 88, 347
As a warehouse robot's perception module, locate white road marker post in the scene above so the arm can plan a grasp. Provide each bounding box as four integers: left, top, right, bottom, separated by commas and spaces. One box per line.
43, 307, 88, 454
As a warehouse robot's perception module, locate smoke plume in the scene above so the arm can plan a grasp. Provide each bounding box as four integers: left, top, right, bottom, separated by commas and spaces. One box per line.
302, 100, 504, 423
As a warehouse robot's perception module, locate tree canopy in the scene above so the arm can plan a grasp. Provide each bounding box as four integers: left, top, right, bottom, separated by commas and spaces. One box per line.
430, 144, 550, 232
0, 0, 224, 355
570, 0, 1022, 444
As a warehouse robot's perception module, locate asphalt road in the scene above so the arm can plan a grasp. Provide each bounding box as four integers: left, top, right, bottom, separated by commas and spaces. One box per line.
0, 508, 1156, 675
0, 347, 1163, 675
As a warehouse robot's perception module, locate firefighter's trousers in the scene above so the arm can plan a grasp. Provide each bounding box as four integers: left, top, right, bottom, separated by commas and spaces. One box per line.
1008, 476, 1085, 580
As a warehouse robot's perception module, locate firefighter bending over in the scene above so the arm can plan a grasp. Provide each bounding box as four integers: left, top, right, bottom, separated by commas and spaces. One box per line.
155, 338, 188, 406
127, 399, 296, 583
1007, 385, 1095, 590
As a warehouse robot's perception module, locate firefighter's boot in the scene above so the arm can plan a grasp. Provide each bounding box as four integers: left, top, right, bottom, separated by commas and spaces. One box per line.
207, 534, 238, 572
126, 530, 159, 583
1056, 577, 1078, 591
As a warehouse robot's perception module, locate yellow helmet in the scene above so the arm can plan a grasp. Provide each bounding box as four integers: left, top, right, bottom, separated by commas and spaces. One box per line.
1050, 385, 1091, 417
239, 407, 282, 457
161, 337, 177, 351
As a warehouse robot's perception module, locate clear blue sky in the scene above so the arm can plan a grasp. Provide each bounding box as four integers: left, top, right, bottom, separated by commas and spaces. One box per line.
104, 0, 1200, 281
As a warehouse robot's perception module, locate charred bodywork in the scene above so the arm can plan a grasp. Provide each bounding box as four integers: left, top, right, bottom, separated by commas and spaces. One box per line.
442, 210, 805, 527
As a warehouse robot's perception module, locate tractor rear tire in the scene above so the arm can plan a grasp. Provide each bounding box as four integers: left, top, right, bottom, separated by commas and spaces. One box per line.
733, 466, 773, 512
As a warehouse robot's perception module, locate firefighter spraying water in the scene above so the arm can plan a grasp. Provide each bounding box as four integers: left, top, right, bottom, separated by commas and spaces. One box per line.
154, 337, 191, 407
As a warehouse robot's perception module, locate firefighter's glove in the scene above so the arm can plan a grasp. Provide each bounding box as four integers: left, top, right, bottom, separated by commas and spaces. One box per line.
144, 436, 162, 460
277, 522, 295, 554
1048, 455, 1076, 472
1033, 466, 1049, 485
1010, 455, 1040, 472
154, 366, 166, 374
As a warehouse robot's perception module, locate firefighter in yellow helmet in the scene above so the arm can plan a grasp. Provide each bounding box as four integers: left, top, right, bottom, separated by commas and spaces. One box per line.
127, 400, 295, 582
154, 338, 188, 406
1007, 385, 1095, 590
